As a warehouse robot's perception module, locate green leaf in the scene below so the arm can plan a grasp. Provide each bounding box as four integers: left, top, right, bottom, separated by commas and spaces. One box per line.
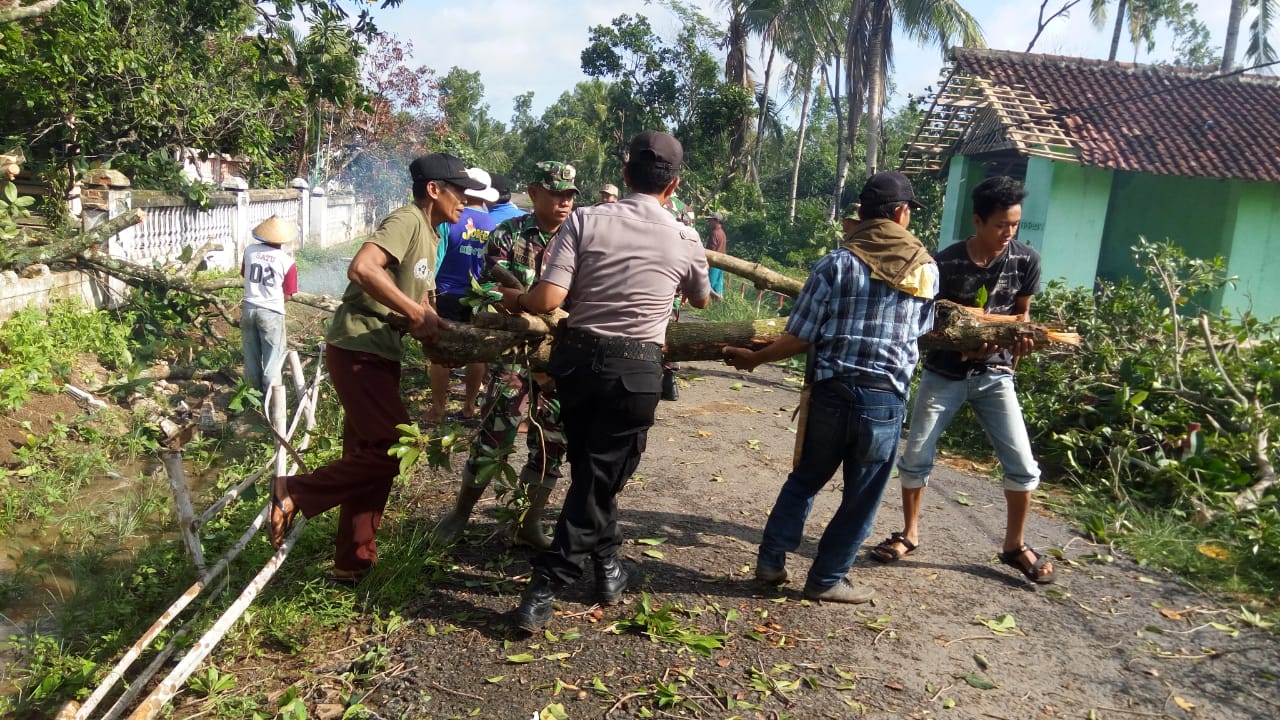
642, 549, 665, 559
485, 675, 504, 683
636, 537, 667, 545
973, 286, 989, 309
976, 614, 1019, 636
959, 672, 997, 690
505, 653, 536, 663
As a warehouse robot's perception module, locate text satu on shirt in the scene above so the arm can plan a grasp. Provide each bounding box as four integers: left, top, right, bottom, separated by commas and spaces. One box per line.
242, 243, 298, 314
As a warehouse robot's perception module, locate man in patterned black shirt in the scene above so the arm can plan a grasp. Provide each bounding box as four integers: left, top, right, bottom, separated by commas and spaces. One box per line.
875, 175, 1055, 584
724, 171, 937, 604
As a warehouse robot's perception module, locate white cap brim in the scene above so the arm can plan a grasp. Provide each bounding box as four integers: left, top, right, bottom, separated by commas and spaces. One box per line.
464, 186, 499, 203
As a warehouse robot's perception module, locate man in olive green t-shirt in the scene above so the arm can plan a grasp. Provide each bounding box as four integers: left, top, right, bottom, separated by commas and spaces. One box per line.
268, 153, 484, 583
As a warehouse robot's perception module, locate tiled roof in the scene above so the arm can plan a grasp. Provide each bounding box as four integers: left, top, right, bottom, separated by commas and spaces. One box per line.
948, 48, 1280, 183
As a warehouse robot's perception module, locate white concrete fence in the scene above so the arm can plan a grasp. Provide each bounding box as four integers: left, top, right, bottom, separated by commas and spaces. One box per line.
0, 174, 374, 319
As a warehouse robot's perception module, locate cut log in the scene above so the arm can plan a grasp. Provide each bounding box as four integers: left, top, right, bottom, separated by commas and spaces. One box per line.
472, 308, 566, 335
705, 249, 804, 297
919, 300, 1081, 352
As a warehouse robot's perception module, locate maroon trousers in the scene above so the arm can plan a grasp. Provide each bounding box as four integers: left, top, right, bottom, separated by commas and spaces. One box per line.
285, 344, 408, 572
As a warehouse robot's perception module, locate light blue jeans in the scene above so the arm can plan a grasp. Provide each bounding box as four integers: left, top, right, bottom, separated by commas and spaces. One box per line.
897, 368, 1040, 492
757, 379, 905, 592
242, 305, 287, 393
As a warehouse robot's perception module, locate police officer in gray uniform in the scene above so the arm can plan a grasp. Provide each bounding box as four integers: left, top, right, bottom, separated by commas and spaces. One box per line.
499, 131, 711, 631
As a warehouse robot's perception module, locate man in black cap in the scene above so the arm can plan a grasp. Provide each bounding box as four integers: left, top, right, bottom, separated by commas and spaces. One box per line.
268, 153, 482, 583
498, 131, 711, 630
723, 171, 937, 604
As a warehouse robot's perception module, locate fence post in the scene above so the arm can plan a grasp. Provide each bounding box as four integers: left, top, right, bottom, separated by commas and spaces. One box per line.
223, 177, 249, 261
79, 169, 134, 307
81, 169, 133, 257
309, 185, 327, 248
290, 177, 310, 249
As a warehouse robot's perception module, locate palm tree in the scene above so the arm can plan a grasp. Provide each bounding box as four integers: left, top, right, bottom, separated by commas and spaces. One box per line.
1221, 0, 1277, 71
853, 0, 984, 179
1088, 0, 1129, 61
721, 0, 755, 179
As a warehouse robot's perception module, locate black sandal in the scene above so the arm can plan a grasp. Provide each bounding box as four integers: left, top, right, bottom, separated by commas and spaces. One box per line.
997, 545, 1056, 584
869, 532, 918, 563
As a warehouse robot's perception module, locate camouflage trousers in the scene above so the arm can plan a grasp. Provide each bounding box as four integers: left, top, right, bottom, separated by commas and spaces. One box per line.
463, 361, 566, 490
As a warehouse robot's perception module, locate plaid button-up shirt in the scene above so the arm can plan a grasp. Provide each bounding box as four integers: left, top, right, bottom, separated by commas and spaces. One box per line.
785, 248, 936, 397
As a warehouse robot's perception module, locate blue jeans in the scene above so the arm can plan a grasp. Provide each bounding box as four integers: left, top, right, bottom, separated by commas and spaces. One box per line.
757, 379, 905, 591
241, 305, 287, 393
897, 369, 1040, 491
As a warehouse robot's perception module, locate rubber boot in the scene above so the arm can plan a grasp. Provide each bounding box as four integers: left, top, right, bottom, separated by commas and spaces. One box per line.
434, 483, 484, 546
594, 556, 633, 605
513, 572, 559, 632
513, 476, 554, 550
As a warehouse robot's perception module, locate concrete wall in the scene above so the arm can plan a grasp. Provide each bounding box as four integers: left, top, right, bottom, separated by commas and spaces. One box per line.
1221, 180, 1280, 318
1020, 157, 1113, 289
1098, 172, 1233, 284
937, 156, 986, 250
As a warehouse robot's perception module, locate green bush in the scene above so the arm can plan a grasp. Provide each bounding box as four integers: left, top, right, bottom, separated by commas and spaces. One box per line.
1013, 239, 1280, 596
0, 300, 134, 411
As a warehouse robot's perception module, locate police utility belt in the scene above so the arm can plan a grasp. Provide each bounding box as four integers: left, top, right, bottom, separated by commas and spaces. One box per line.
557, 327, 663, 363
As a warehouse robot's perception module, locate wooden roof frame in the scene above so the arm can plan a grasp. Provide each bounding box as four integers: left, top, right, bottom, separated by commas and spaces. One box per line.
900, 64, 1079, 176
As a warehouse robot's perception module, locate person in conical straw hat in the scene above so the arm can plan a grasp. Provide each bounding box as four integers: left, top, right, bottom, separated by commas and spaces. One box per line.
241, 215, 299, 395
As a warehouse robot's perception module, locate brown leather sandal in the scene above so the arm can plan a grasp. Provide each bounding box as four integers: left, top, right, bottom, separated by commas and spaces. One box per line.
869, 532, 918, 563
998, 545, 1056, 584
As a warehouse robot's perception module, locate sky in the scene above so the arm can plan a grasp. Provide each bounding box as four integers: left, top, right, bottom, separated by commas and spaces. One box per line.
363, 0, 1239, 124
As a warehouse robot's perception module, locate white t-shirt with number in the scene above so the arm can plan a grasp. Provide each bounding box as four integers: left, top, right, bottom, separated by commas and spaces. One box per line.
241, 243, 298, 314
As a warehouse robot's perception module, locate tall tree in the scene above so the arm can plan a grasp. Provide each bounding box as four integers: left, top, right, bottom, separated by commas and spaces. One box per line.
1221, 0, 1278, 70
719, 0, 758, 180
853, 0, 984, 179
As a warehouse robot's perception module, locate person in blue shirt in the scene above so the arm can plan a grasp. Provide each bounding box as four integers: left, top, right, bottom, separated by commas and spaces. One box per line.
724, 171, 937, 605
486, 172, 526, 225
428, 167, 499, 423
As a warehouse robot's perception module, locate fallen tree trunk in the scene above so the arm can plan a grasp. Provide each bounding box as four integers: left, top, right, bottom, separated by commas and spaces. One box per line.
9, 209, 146, 271
705, 249, 803, 297
83, 251, 1076, 370
707, 251, 1079, 353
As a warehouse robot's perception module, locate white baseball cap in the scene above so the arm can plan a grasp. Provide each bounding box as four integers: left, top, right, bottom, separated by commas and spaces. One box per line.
463, 168, 499, 204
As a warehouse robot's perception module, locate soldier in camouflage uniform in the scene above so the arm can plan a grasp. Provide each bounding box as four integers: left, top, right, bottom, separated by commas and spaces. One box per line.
434, 161, 579, 549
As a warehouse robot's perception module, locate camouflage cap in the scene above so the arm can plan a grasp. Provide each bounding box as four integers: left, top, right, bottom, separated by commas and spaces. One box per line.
531, 161, 579, 193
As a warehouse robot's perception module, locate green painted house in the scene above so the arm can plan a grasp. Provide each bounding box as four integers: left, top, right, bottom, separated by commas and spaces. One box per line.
901, 48, 1280, 318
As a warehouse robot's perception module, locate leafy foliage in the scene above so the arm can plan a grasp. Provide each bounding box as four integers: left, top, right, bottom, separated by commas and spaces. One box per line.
0, 299, 132, 412
1013, 238, 1280, 592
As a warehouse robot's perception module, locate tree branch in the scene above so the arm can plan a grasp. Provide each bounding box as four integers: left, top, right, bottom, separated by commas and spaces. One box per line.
1026, 0, 1084, 52
0, 0, 61, 23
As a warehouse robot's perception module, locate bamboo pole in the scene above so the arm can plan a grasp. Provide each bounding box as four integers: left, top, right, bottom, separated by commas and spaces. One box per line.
196, 363, 324, 527
270, 384, 287, 480
98, 623, 193, 720
80, 371, 327, 719
72, 509, 269, 720
124, 519, 306, 720
161, 451, 204, 571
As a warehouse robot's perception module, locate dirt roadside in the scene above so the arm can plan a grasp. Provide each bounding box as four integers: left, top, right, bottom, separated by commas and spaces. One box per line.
269, 360, 1280, 720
